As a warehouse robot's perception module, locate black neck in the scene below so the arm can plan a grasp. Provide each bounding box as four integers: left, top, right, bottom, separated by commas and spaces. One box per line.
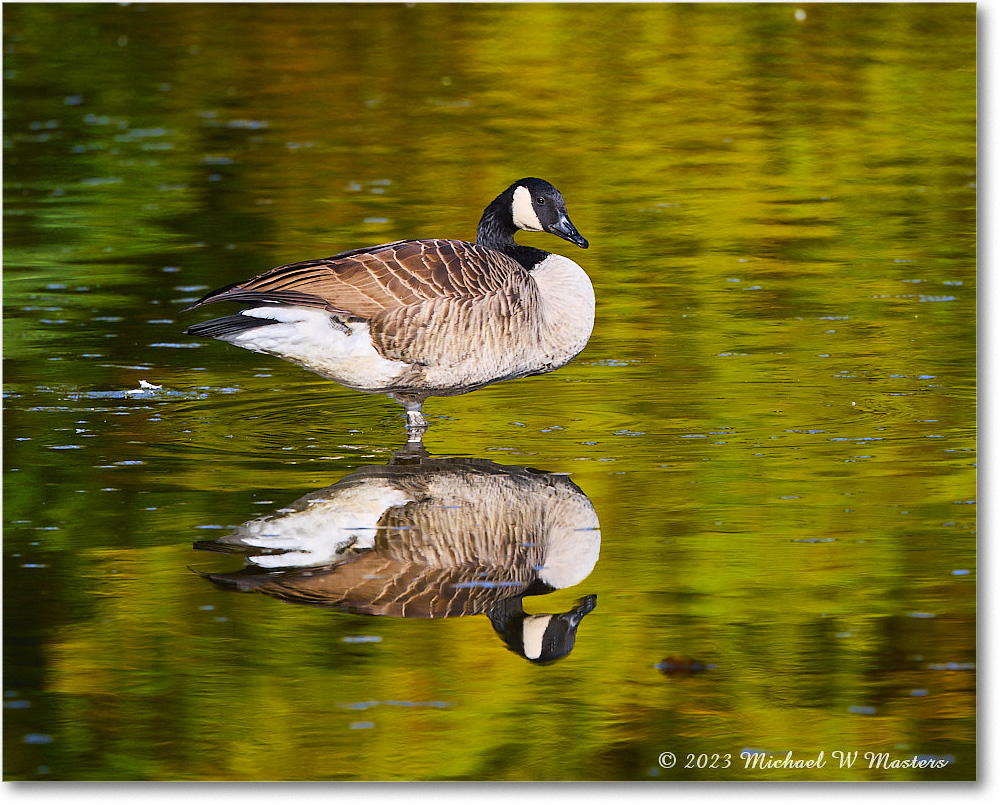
477, 199, 549, 270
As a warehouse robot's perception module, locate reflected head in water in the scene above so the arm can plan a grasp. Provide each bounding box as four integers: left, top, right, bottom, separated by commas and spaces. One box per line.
193, 447, 601, 663
489, 593, 597, 664
183, 178, 593, 438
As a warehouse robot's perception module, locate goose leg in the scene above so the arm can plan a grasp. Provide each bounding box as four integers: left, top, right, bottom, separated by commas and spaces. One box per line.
405, 411, 428, 443
393, 394, 429, 441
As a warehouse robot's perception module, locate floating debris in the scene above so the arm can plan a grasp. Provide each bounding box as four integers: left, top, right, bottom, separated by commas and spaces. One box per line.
124, 379, 164, 396
655, 655, 717, 677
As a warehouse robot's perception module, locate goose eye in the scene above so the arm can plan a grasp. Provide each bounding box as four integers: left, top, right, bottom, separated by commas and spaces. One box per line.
536, 197, 546, 205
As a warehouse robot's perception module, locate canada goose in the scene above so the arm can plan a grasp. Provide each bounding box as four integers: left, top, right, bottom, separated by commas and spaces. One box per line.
183, 178, 593, 433
194, 452, 601, 661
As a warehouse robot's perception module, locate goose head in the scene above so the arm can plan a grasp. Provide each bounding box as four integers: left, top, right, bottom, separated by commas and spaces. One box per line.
478, 178, 589, 254
488, 593, 597, 664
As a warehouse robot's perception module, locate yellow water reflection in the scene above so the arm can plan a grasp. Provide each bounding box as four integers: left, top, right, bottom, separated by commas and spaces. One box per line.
3, 1, 975, 781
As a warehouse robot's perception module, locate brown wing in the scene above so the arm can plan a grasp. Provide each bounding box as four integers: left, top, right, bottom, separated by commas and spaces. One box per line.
225, 557, 529, 618
182, 238, 528, 319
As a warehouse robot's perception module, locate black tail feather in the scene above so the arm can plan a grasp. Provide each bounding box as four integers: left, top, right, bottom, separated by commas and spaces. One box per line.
185, 314, 281, 340
181, 287, 330, 313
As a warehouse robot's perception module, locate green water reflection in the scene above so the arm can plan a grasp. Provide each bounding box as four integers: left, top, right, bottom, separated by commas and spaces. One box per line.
4, 2, 975, 781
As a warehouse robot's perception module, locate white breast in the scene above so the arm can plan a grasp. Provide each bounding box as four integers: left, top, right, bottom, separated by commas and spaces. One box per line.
530, 254, 596, 364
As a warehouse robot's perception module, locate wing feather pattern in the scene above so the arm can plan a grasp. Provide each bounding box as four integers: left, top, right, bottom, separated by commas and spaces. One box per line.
182, 238, 528, 318
213, 560, 529, 618
183, 238, 542, 371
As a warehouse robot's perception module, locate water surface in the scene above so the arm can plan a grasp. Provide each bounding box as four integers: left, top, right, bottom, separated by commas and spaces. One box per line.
3, 2, 975, 781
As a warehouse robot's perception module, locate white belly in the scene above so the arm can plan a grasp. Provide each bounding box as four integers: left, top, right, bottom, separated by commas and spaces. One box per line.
227, 307, 407, 391
235, 481, 414, 568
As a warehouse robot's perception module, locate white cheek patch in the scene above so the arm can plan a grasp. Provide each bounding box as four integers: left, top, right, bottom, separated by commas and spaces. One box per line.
512, 185, 543, 231
521, 615, 552, 660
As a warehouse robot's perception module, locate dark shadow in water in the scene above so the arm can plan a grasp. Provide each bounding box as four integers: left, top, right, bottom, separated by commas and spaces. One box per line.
193, 442, 600, 663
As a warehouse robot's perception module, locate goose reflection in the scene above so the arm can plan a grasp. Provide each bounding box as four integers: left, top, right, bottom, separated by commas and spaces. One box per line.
194, 447, 600, 663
